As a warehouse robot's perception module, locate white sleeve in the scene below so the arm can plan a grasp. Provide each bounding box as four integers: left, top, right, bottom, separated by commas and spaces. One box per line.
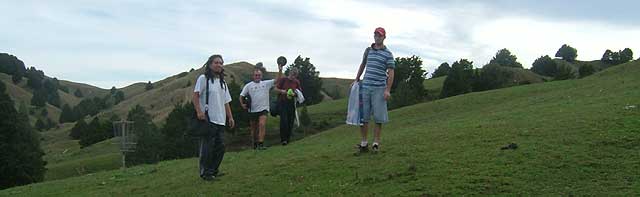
194, 75, 205, 93
224, 83, 232, 104
266, 79, 276, 88
240, 83, 249, 96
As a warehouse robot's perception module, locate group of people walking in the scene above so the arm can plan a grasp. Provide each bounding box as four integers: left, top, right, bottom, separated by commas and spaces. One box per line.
192, 27, 395, 181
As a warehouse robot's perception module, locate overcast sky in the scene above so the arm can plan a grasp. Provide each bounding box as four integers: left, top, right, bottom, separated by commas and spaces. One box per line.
2, 0, 639, 88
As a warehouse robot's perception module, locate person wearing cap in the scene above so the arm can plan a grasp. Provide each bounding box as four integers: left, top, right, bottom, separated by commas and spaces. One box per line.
239, 62, 283, 150
353, 27, 395, 154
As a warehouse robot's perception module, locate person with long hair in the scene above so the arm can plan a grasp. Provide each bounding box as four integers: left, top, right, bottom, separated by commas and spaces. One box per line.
192, 54, 235, 181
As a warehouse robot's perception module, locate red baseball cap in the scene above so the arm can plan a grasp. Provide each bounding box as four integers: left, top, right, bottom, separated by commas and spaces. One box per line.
374, 27, 386, 37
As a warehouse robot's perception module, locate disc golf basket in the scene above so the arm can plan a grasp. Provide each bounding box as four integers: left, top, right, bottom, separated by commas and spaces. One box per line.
113, 120, 136, 168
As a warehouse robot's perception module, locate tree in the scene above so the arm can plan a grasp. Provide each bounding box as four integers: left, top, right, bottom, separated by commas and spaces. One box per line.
606, 48, 634, 65
69, 118, 87, 140
110, 86, 117, 95
42, 79, 61, 107
441, 59, 474, 98
554, 62, 577, 80
555, 44, 578, 62
489, 48, 523, 68
74, 89, 83, 97
30, 88, 47, 107
25, 67, 45, 90
145, 81, 153, 91
160, 103, 199, 160
114, 90, 125, 105
0, 80, 46, 189
472, 64, 515, 92
79, 117, 108, 148
601, 49, 614, 63
226, 81, 249, 135
40, 108, 48, 117
390, 56, 427, 109
285, 56, 323, 105
59, 104, 75, 123
299, 105, 312, 128
0, 53, 27, 84
531, 55, 557, 77
431, 62, 451, 78
126, 105, 162, 166
620, 48, 634, 63
579, 64, 596, 78
46, 118, 55, 130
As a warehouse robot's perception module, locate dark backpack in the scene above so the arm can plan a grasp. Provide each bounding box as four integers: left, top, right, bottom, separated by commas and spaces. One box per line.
270, 79, 287, 117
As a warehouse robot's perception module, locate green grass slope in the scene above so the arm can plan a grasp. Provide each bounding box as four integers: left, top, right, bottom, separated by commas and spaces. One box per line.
7, 61, 638, 195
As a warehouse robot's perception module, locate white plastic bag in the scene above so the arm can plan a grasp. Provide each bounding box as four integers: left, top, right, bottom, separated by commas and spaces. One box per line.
346, 82, 362, 126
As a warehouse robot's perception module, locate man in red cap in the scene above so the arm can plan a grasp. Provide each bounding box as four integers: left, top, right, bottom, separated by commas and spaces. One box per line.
353, 27, 395, 155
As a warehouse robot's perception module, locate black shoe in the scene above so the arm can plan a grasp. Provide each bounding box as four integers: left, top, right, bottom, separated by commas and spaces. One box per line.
214, 172, 225, 178
253, 142, 258, 150
353, 144, 369, 156
201, 175, 215, 181
281, 141, 288, 146
257, 143, 267, 150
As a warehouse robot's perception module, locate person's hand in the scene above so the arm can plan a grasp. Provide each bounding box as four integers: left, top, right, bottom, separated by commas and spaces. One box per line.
228, 118, 235, 128
197, 111, 205, 120
241, 104, 247, 110
384, 90, 391, 101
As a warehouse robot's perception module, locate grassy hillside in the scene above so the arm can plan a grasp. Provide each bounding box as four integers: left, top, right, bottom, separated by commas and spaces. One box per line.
37, 97, 350, 182
424, 76, 446, 99
4, 61, 639, 195
321, 77, 352, 100
58, 80, 109, 100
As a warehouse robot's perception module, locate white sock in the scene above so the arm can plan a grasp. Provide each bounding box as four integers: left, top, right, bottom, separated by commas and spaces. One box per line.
360, 141, 368, 147
373, 142, 379, 146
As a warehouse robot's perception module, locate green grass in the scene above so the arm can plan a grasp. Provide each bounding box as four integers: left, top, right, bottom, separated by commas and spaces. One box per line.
5, 61, 639, 195
39, 97, 350, 182
423, 76, 446, 98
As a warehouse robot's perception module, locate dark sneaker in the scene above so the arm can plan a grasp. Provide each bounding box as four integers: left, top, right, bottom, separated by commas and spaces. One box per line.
214, 172, 225, 178
372, 143, 380, 153
201, 175, 215, 181
353, 144, 369, 156
282, 141, 288, 146
253, 142, 258, 150
257, 143, 267, 150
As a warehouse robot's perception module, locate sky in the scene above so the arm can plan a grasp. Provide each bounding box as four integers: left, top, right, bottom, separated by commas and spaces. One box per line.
2, 0, 639, 89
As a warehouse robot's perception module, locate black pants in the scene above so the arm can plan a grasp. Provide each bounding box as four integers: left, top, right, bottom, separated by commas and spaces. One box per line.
279, 100, 296, 142
199, 123, 225, 178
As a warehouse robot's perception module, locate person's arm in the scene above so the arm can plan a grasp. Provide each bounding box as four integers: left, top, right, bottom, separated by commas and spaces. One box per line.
274, 78, 286, 95
193, 76, 205, 120
193, 92, 205, 120
355, 48, 368, 83
274, 65, 285, 94
239, 85, 248, 110
239, 96, 247, 110
384, 68, 394, 101
225, 103, 235, 128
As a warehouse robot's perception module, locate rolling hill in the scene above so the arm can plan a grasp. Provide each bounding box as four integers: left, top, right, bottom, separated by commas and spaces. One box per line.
3, 61, 638, 195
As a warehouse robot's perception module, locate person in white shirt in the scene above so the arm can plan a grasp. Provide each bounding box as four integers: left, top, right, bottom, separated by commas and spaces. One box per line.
192, 54, 235, 181
239, 63, 283, 150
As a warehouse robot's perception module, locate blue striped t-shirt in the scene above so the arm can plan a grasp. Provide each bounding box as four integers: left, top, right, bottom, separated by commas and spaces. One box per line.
362, 46, 395, 88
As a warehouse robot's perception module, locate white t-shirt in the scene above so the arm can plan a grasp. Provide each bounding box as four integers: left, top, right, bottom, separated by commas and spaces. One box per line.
240, 79, 275, 113
194, 74, 232, 126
